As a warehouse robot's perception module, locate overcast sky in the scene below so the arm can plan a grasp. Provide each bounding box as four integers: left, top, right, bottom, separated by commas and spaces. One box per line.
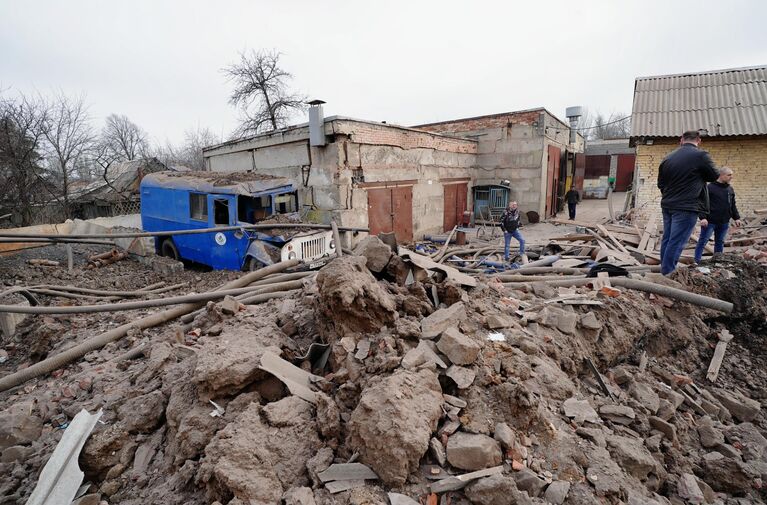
2, 0, 765, 146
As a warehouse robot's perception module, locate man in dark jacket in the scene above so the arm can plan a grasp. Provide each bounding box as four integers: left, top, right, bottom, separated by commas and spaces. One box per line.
500, 201, 526, 263
564, 187, 580, 220
658, 130, 719, 275
693, 167, 742, 263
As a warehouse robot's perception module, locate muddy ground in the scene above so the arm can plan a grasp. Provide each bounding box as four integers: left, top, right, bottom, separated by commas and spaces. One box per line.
0, 242, 766, 505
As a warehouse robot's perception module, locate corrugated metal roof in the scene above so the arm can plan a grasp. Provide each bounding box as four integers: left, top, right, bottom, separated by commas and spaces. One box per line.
630, 65, 767, 138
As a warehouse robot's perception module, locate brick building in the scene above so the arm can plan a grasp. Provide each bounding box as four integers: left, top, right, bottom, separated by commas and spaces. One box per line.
203, 107, 583, 244
631, 65, 767, 223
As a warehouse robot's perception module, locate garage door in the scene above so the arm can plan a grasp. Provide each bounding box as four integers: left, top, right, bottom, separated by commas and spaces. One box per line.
443, 183, 468, 231
367, 186, 413, 242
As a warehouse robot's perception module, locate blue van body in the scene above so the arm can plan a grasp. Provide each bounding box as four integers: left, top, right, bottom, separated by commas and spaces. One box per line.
140, 171, 302, 270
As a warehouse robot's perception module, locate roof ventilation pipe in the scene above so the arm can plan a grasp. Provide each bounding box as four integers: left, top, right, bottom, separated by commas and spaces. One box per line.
565, 106, 584, 145
308, 99, 327, 147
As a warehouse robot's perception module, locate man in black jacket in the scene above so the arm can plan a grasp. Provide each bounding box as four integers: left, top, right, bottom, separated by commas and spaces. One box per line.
564, 186, 580, 220
500, 201, 526, 263
693, 167, 742, 263
658, 130, 719, 275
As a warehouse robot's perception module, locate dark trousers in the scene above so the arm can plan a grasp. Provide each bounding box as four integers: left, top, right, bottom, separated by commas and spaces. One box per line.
694, 223, 729, 263
568, 202, 577, 219
659, 208, 699, 275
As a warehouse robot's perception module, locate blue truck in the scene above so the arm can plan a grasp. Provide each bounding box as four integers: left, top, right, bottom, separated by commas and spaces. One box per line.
140, 171, 336, 270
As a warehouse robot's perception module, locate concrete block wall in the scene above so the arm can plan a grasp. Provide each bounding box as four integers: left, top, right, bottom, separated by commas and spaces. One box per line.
634, 136, 767, 225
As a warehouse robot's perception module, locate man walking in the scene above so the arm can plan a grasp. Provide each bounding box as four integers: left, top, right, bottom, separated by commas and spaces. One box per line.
694, 167, 742, 263
500, 201, 526, 263
658, 130, 719, 275
565, 186, 580, 220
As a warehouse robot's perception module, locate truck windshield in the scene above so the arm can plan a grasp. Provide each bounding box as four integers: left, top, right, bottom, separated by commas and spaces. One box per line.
237, 192, 297, 223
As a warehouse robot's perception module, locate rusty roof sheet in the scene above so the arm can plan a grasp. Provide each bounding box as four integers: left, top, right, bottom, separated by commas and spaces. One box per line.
630, 65, 767, 138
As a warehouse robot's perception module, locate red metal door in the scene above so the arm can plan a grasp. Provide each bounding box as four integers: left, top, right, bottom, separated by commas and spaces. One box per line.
367, 186, 413, 243
443, 184, 457, 231
545, 145, 561, 217
615, 154, 636, 191
456, 183, 467, 226
367, 187, 393, 236
392, 186, 413, 242
574, 153, 586, 192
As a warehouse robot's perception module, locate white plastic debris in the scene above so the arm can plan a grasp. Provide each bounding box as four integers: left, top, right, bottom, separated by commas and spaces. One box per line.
487, 332, 506, 342
209, 400, 225, 418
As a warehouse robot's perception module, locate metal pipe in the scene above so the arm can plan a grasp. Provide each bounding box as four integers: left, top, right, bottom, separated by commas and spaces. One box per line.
0, 223, 369, 240
0, 259, 300, 393
0, 237, 118, 245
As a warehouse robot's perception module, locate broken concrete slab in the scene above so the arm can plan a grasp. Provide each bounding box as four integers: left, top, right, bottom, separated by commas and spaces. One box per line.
0, 401, 43, 450
436, 327, 481, 365
443, 394, 467, 409
575, 427, 606, 448
429, 437, 446, 466
544, 480, 571, 504
325, 479, 365, 493
697, 416, 725, 448
512, 468, 547, 497
711, 388, 761, 422
429, 465, 503, 493
398, 248, 477, 288
446, 432, 502, 471
579, 311, 602, 330
677, 473, 704, 504
259, 351, 322, 404
598, 404, 636, 425
387, 492, 420, 505
649, 416, 676, 441
401, 340, 447, 370
725, 422, 767, 462
562, 397, 599, 424
485, 313, 515, 330
353, 236, 392, 273
465, 473, 527, 505
493, 423, 515, 451
606, 435, 657, 480
446, 365, 476, 389
421, 302, 467, 339
317, 462, 379, 482
629, 382, 660, 414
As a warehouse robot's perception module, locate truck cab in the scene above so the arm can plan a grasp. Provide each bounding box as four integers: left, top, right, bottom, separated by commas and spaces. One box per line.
140, 171, 335, 270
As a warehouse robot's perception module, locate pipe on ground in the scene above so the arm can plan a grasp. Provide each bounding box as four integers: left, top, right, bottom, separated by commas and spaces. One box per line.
0, 259, 300, 393
500, 275, 733, 313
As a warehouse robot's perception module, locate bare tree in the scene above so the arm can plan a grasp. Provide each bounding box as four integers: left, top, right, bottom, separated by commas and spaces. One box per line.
589, 112, 631, 140
101, 113, 149, 161
42, 94, 95, 218
150, 127, 220, 171
223, 49, 306, 137
0, 93, 50, 225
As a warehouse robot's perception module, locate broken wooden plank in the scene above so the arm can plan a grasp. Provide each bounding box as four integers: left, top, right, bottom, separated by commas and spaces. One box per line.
318, 463, 379, 483
596, 224, 631, 255
259, 351, 321, 404
430, 465, 504, 493
706, 329, 735, 382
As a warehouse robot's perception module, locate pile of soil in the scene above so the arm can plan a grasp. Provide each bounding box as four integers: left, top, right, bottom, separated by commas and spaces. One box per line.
1, 245, 766, 505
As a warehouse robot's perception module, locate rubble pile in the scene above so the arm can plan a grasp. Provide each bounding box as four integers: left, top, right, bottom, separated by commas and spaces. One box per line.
1, 241, 766, 505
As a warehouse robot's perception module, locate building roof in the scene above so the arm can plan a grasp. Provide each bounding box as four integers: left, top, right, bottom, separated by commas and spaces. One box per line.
413, 107, 573, 131
630, 65, 767, 138
584, 138, 635, 156
72, 158, 166, 203
141, 171, 294, 196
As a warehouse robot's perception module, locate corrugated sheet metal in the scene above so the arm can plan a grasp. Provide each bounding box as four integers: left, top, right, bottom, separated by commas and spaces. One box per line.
630, 66, 767, 137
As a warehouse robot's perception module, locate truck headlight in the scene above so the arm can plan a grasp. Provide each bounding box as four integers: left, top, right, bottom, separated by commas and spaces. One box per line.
288, 252, 297, 260
329, 240, 336, 249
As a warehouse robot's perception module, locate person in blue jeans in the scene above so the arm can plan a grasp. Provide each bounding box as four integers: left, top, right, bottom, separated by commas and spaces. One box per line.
694, 167, 742, 263
657, 130, 719, 275
500, 201, 527, 263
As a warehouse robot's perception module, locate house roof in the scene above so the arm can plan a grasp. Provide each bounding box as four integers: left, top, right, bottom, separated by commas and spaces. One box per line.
141, 171, 294, 196
630, 65, 767, 138
72, 158, 166, 202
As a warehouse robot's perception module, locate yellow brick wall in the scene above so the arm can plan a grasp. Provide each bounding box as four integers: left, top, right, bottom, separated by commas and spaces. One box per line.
635, 137, 767, 224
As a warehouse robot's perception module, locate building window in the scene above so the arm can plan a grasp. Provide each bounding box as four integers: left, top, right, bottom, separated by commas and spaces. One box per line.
190, 193, 207, 221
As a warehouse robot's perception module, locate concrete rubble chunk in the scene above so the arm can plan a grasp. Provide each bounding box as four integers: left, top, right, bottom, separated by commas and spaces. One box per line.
317, 462, 378, 482
282, 486, 317, 505
544, 480, 571, 504
579, 311, 602, 330
436, 327, 482, 365
710, 388, 761, 422
446, 365, 476, 389
513, 468, 547, 497
348, 369, 443, 485
599, 404, 636, 425
325, 479, 365, 493
629, 382, 660, 414
697, 416, 725, 448
388, 492, 420, 505
402, 340, 447, 370
607, 435, 657, 480
562, 397, 599, 424
701, 451, 759, 493
677, 473, 704, 504
446, 432, 502, 471
430, 465, 504, 493
725, 422, 767, 462
429, 437, 446, 466
485, 313, 514, 330
575, 427, 606, 448
0, 402, 43, 450
657, 386, 685, 409
353, 236, 393, 273
493, 422, 516, 451
649, 416, 676, 441
554, 310, 578, 335
465, 474, 529, 505
219, 295, 242, 315
443, 394, 467, 409
421, 302, 467, 339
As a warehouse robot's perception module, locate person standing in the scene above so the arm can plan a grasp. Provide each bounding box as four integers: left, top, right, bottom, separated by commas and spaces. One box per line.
565, 186, 580, 220
658, 130, 719, 275
693, 167, 742, 263
500, 201, 526, 263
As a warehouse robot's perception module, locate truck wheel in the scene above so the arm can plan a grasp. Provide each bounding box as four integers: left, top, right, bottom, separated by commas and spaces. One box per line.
246, 257, 264, 271
161, 239, 179, 261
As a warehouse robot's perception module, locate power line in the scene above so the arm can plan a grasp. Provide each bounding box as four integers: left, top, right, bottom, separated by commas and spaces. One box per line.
574, 115, 632, 131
